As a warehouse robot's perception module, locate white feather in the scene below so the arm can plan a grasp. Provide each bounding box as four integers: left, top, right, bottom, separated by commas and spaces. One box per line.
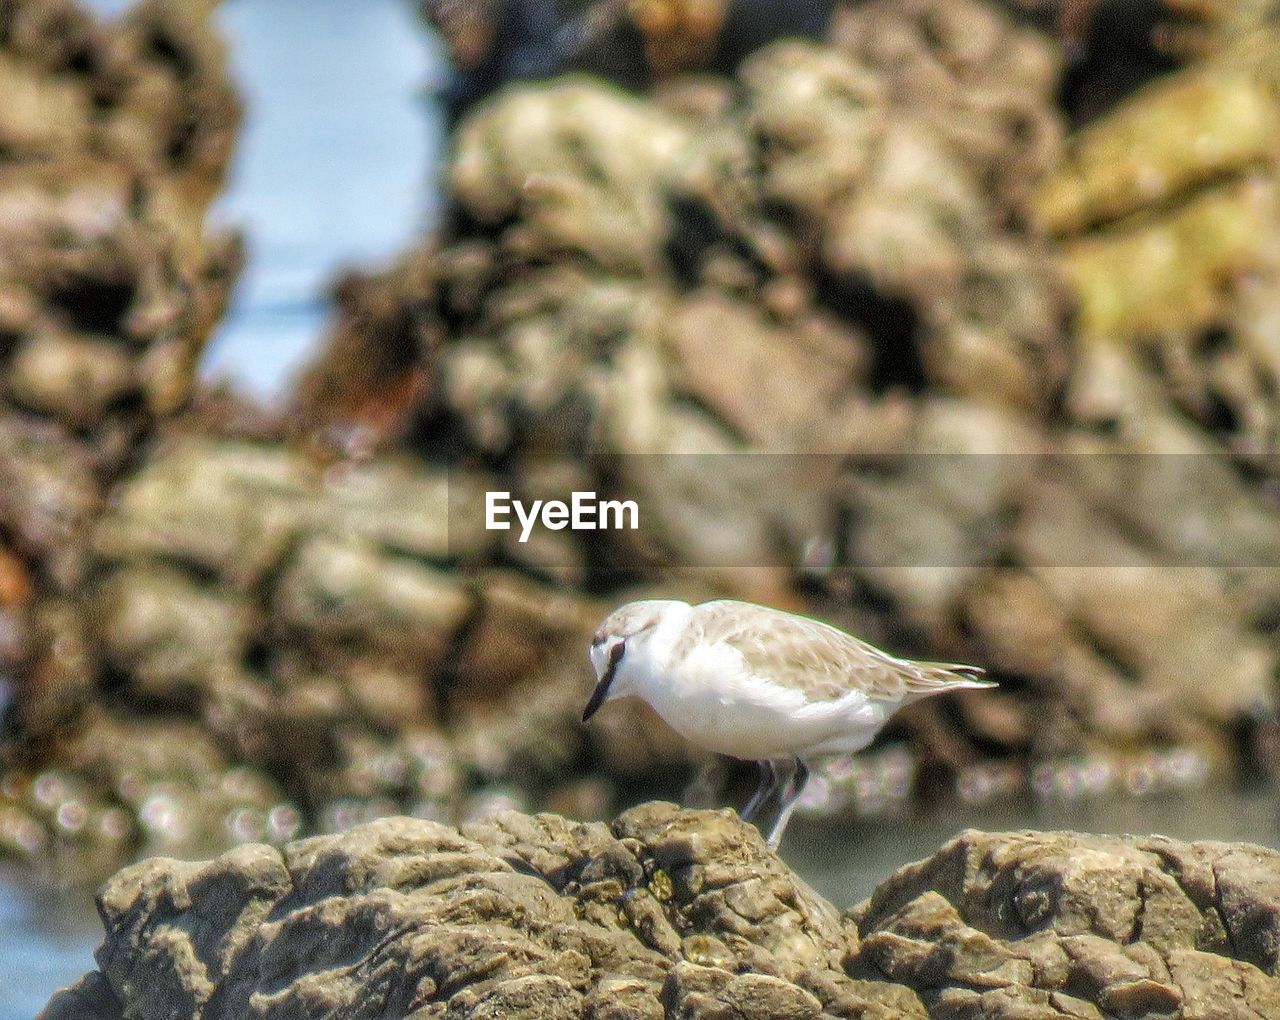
591, 598, 984, 763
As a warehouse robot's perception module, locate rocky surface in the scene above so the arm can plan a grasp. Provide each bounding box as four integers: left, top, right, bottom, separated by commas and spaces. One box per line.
416, 0, 1210, 123
0, 435, 694, 879
39, 804, 1280, 1019
0, 0, 243, 805
420, 0, 838, 121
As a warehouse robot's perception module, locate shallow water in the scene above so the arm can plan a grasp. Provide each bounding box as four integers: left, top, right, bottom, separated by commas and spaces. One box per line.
0, 871, 102, 1017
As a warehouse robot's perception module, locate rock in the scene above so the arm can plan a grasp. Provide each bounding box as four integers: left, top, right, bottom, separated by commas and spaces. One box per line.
1, 436, 692, 880
420, 0, 837, 122
0, 711, 293, 880
7, 333, 135, 428
1031, 14, 1280, 465
452, 78, 692, 272
0, 156, 241, 555
0, 0, 243, 800
0, 0, 238, 191
38, 973, 123, 1020
273, 533, 474, 668
664, 291, 864, 445
853, 827, 1280, 1018
450, 571, 600, 708
39, 808, 1280, 1019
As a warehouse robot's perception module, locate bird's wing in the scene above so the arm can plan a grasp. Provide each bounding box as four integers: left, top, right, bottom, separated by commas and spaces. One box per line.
685, 600, 990, 703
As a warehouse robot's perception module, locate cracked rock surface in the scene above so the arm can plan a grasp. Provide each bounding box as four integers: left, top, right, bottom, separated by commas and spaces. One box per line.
39, 805, 1280, 1019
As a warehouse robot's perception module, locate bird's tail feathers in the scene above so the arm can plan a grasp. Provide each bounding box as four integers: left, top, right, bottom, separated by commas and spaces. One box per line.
916, 661, 995, 689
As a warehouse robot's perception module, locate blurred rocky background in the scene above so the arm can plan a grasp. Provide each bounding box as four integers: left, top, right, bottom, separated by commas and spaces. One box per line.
2, 0, 1280, 886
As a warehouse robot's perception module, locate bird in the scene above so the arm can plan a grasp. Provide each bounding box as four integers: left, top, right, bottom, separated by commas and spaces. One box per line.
582, 598, 993, 848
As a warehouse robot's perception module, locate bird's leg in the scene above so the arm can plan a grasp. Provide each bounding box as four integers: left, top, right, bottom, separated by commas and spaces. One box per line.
766, 756, 810, 849
739, 760, 778, 823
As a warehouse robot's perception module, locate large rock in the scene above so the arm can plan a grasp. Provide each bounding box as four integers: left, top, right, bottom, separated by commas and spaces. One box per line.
1031, 9, 1280, 467
39, 805, 1280, 1018
420, 0, 838, 121
0, 0, 243, 781
0, 437, 692, 878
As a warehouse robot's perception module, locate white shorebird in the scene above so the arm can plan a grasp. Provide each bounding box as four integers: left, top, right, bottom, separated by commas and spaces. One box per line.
583, 598, 993, 847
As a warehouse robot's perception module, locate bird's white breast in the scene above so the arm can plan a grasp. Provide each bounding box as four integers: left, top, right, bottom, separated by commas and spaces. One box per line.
629, 630, 894, 760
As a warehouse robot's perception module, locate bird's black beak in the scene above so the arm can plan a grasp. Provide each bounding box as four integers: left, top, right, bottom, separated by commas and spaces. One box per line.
582, 641, 625, 722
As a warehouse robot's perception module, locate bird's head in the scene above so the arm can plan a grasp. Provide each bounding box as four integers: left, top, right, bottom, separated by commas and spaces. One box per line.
582, 599, 685, 721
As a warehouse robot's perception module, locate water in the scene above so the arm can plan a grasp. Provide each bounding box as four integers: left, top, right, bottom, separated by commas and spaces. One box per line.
0, 872, 102, 1017
201, 0, 445, 400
